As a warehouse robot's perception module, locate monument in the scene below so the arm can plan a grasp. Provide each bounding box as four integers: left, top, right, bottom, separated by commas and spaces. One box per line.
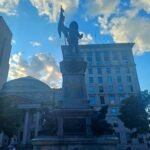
32, 7, 118, 150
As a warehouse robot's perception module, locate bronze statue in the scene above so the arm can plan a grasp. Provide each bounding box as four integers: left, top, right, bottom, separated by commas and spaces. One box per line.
58, 6, 83, 54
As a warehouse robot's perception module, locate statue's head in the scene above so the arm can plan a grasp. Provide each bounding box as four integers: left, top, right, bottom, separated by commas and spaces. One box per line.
69, 21, 78, 31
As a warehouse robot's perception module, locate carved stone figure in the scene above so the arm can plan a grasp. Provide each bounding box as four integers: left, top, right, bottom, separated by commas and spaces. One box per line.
58, 6, 83, 54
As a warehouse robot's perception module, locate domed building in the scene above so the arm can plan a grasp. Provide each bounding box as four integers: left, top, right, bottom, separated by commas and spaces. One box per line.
0, 76, 62, 145
1, 76, 53, 103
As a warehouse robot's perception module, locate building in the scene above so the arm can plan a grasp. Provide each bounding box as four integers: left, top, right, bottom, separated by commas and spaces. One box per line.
0, 76, 62, 146
0, 43, 148, 149
0, 16, 12, 89
75, 43, 140, 108
78, 43, 146, 149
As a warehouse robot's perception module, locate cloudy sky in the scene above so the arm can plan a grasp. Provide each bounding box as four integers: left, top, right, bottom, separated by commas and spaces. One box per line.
0, 0, 150, 90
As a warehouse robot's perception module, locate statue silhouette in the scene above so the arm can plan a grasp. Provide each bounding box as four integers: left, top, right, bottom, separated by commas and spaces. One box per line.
58, 6, 83, 54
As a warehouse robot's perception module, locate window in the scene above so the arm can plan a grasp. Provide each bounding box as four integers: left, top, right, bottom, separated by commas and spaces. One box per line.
105, 61, 111, 66
126, 67, 130, 73
115, 67, 120, 73
88, 87, 95, 94
87, 57, 92, 62
95, 56, 101, 62
127, 76, 132, 82
112, 51, 119, 60
107, 76, 113, 84
96, 61, 101, 66
106, 68, 111, 74
94, 51, 100, 56
129, 85, 134, 92
99, 86, 104, 92
109, 95, 115, 104
87, 51, 92, 56
111, 108, 117, 115
89, 95, 96, 106
88, 68, 93, 74
98, 77, 103, 84
100, 96, 105, 104
89, 77, 94, 83
118, 85, 123, 92
123, 60, 128, 65
119, 95, 125, 101
117, 76, 122, 83
121, 51, 128, 60
104, 56, 110, 61
97, 68, 102, 74
107, 85, 113, 92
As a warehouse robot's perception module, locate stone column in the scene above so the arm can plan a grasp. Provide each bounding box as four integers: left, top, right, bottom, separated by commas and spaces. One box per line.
23, 110, 30, 145
60, 48, 89, 109
34, 111, 40, 137
57, 117, 63, 136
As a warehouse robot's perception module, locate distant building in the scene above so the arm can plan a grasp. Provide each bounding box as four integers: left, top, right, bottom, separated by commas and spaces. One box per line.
0, 16, 12, 89
0, 76, 62, 146
76, 43, 140, 108
79, 43, 143, 149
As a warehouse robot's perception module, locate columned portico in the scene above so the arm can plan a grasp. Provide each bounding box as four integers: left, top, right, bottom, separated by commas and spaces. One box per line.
18, 103, 41, 145
35, 111, 40, 137
23, 110, 30, 145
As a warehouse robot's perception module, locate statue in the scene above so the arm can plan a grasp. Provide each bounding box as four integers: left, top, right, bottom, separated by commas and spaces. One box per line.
58, 6, 83, 54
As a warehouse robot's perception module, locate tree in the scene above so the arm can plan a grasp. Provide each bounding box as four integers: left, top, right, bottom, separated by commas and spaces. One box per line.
119, 91, 150, 137
0, 96, 23, 137
91, 105, 114, 136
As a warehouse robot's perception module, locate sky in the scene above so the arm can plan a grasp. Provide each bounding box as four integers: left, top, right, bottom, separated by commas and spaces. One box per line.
0, 0, 150, 90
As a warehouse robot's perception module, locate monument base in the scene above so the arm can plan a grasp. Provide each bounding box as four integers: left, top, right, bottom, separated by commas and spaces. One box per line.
32, 136, 118, 150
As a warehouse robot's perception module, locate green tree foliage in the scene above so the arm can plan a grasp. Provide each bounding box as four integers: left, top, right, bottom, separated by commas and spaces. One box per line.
0, 96, 23, 137
119, 91, 150, 136
91, 105, 114, 136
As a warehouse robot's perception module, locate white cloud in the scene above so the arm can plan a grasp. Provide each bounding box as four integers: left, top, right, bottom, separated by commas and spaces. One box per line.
131, 0, 150, 14
0, 0, 19, 15
91, 0, 150, 54
79, 32, 94, 45
48, 35, 55, 41
30, 41, 42, 47
8, 52, 62, 88
30, 0, 79, 22
98, 15, 150, 54
84, 0, 120, 19
11, 39, 16, 45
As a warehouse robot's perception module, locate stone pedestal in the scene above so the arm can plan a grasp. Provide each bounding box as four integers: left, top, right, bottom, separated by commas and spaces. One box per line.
32, 136, 118, 150
32, 46, 118, 150
60, 46, 89, 109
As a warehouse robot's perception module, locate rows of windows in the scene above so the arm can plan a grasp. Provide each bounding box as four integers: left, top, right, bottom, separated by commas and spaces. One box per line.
89, 94, 119, 115
87, 60, 129, 67
87, 67, 130, 75
88, 85, 134, 93
85, 52, 129, 65
89, 94, 126, 105
85, 51, 129, 61
88, 76, 132, 84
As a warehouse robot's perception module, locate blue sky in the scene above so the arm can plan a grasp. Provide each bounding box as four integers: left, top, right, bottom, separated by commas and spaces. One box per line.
0, 0, 150, 90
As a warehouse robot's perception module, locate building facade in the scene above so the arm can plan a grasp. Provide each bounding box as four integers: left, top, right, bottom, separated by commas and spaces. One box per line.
78, 43, 140, 109
0, 16, 12, 89
78, 43, 145, 149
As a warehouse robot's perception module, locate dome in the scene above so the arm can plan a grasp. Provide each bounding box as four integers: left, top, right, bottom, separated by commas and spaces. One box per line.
1, 76, 53, 104
2, 76, 50, 91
